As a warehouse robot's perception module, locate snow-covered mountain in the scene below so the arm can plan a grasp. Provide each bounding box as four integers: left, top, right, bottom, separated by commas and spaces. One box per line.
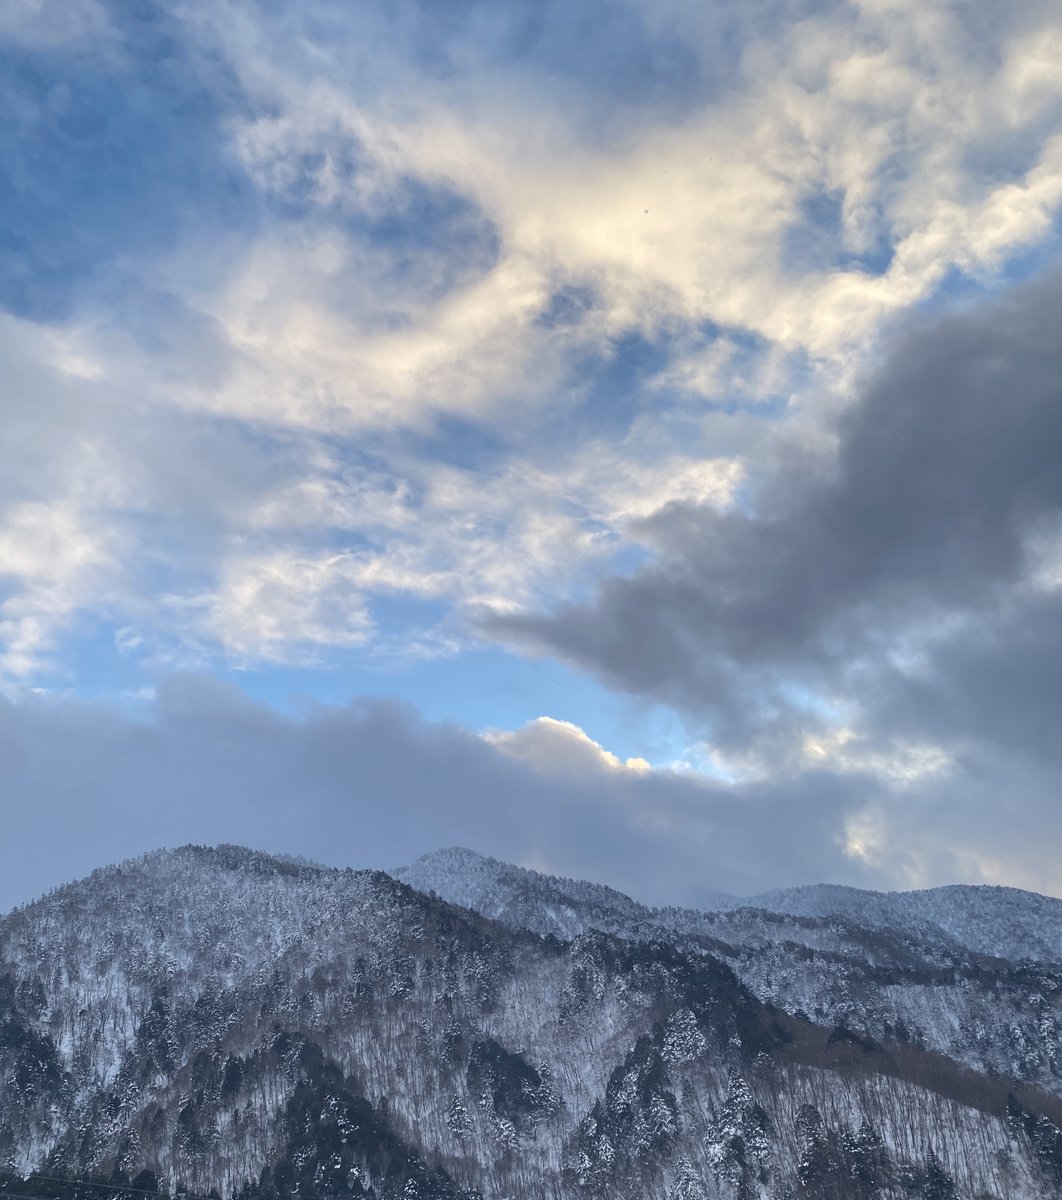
2, 845, 1062, 1200
398, 849, 1062, 1097
747, 882, 1062, 964
394, 846, 680, 941
397, 848, 1062, 963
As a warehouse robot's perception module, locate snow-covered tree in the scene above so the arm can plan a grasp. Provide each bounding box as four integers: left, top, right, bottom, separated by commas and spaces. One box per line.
663, 1008, 708, 1066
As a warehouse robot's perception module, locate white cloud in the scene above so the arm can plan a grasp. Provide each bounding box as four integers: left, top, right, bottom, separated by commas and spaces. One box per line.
194, 230, 561, 432
485, 715, 652, 775
802, 726, 953, 787
0, 0, 112, 49
200, 0, 1062, 399
208, 443, 742, 660
4, 0, 1062, 687
205, 549, 375, 660
0, 501, 115, 678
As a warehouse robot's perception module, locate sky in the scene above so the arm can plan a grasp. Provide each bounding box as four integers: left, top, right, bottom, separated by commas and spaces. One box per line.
2, 0, 1062, 911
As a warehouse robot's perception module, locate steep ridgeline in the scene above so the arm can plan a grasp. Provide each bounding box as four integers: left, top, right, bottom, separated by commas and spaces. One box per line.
0, 848, 1058, 1200
398, 850, 1062, 1098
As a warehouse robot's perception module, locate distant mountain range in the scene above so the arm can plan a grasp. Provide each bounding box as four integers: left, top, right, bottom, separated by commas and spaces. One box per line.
397, 846, 1062, 961
1, 844, 1060, 1199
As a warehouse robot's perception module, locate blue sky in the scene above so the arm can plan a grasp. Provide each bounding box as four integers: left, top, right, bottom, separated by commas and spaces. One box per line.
3, 0, 1062, 908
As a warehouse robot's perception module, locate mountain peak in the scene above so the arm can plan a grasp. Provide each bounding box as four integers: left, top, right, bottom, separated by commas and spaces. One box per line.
399, 845, 499, 873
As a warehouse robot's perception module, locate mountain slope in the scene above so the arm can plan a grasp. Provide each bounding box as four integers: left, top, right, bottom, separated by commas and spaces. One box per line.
398, 849, 1062, 964
394, 846, 689, 940
398, 849, 1062, 1097
750, 881, 1062, 963
1, 845, 1061, 1199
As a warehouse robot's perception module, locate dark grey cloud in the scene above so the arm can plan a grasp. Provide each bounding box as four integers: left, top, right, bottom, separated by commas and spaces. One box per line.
496, 267, 1062, 764
0, 673, 897, 913
486, 266, 1062, 898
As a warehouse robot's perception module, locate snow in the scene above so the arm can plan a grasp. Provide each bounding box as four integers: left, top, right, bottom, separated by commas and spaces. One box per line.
1, 843, 1060, 1199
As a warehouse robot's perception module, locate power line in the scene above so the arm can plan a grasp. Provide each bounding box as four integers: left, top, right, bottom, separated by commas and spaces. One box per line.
0, 1189, 268, 1200
0, 1177, 221, 1200
0, 1175, 348, 1200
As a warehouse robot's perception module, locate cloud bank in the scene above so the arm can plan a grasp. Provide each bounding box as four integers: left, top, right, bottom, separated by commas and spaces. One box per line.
0, 675, 897, 913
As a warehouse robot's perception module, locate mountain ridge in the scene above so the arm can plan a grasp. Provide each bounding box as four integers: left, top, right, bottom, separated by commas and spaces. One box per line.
396, 845, 1062, 963
2, 844, 1061, 1199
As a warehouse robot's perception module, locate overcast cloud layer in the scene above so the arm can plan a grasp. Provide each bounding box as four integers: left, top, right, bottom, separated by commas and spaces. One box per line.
2, 0, 1062, 906
0, 676, 902, 913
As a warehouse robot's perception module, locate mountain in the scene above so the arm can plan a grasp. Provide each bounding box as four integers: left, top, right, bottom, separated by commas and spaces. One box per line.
398, 848, 1062, 963
745, 881, 1062, 963
394, 846, 689, 941
0, 845, 1060, 1200
399, 850, 1062, 1091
